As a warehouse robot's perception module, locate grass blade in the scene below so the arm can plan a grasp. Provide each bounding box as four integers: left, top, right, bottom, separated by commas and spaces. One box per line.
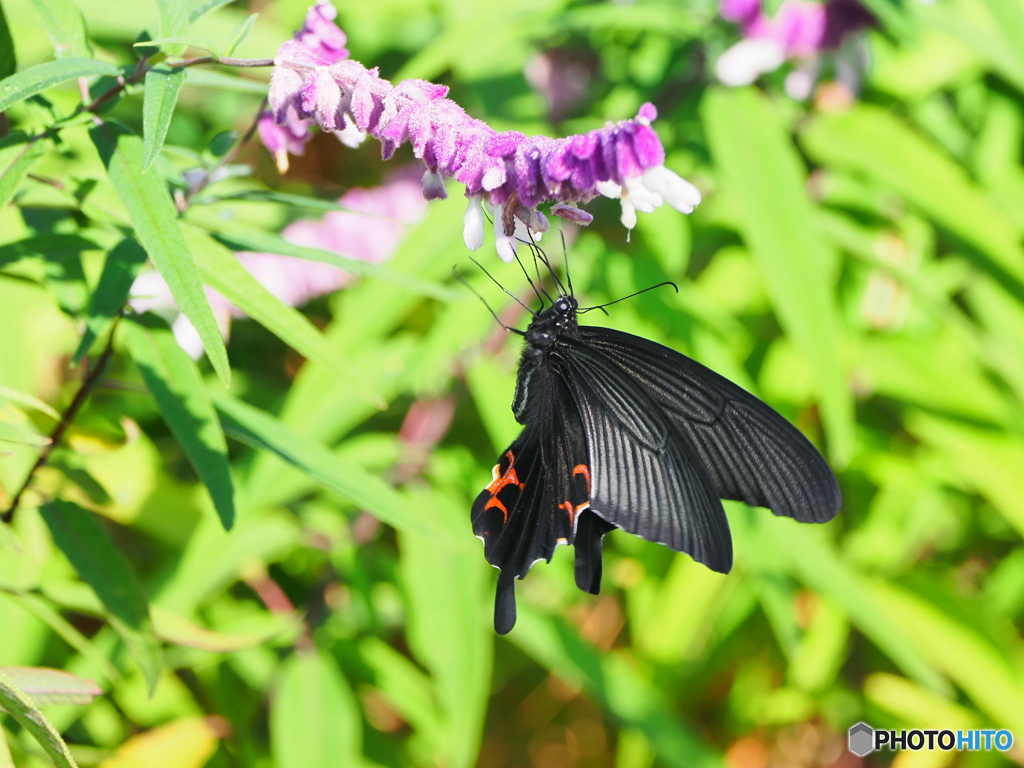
89, 122, 230, 386
212, 390, 427, 535
703, 87, 854, 464
39, 499, 162, 694
26, 0, 91, 59
183, 225, 383, 407
124, 313, 235, 529
72, 237, 148, 365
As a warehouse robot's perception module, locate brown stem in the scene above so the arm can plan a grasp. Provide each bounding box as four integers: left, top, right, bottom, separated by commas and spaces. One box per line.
1, 319, 121, 523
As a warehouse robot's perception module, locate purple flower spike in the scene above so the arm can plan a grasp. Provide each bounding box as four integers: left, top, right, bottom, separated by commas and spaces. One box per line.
266, 2, 702, 258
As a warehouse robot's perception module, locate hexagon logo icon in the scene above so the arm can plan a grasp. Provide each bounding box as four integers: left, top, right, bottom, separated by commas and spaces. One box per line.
848, 722, 874, 757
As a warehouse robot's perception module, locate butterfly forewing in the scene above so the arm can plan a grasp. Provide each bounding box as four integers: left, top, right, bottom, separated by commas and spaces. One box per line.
576, 327, 842, 523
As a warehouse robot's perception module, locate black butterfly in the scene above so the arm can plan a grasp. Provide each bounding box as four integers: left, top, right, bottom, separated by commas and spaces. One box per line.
471, 273, 842, 634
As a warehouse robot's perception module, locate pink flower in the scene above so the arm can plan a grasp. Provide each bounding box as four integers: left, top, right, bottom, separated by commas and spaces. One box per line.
716, 0, 873, 97
264, 2, 701, 261
130, 174, 427, 357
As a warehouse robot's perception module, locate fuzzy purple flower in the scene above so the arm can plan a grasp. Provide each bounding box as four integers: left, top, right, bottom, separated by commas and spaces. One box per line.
264, 1, 701, 261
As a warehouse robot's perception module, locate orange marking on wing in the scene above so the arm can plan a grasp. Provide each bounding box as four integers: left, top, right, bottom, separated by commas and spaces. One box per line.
572, 464, 591, 491
559, 465, 592, 527
483, 450, 525, 523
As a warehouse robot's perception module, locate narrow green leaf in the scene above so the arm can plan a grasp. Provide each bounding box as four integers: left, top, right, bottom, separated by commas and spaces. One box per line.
0, 58, 117, 113
188, 0, 235, 24
0, 668, 77, 768
26, 0, 90, 59
0, 134, 44, 209
184, 225, 382, 407
0, 725, 12, 768
72, 238, 148, 365
124, 313, 235, 529
0, 667, 101, 706
198, 189, 353, 211
801, 105, 1024, 299
0, 2, 16, 80
141, 66, 185, 173
224, 13, 258, 57
213, 227, 461, 302
399, 483, 492, 768
155, 0, 189, 57
270, 651, 361, 768
703, 87, 854, 464
0, 420, 50, 447
0, 385, 59, 421
40, 500, 162, 693
212, 390, 427, 535
89, 122, 230, 386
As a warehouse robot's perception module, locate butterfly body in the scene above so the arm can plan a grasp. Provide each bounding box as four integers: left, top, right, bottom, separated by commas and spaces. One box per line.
473, 293, 841, 634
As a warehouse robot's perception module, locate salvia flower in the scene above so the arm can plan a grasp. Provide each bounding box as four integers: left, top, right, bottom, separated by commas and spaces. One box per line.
264, 1, 701, 260
717, 0, 874, 99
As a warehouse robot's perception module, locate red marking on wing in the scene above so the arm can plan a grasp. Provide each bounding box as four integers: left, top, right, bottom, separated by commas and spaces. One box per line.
559, 464, 592, 526
483, 450, 525, 523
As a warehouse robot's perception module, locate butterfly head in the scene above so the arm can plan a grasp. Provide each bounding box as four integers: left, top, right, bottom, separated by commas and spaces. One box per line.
524, 295, 578, 354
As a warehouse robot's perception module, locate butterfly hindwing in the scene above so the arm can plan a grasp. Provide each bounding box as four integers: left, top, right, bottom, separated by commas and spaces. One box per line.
576, 327, 842, 523
472, 362, 591, 633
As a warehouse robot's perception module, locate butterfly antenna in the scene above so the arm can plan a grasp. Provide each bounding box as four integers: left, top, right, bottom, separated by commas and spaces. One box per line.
578, 281, 679, 314
561, 231, 574, 297
516, 238, 556, 305
454, 265, 528, 334
525, 233, 567, 299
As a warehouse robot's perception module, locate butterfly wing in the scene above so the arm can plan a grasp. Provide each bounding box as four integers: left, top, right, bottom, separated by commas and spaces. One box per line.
472, 364, 591, 633
557, 339, 734, 575
576, 326, 842, 523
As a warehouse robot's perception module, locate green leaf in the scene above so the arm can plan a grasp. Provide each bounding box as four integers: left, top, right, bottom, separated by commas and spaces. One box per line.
270, 651, 361, 768
0, 667, 101, 706
141, 66, 184, 173
0, 57, 118, 113
26, 0, 91, 59
224, 13, 258, 57
187, 0, 234, 24
124, 313, 235, 530
39, 499, 162, 694
184, 225, 382, 406
155, 0, 189, 57
0, 2, 15, 80
212, 227, 461, 302
0, 668, 78, 768
398, 483, 491, 768
512, 609, 727, 768
703, 87, 854, 464
0, 420, 50, 447
212, 390, 427, 535
73, 238, 148, 365
89, 122, 230, 386
801, 104, 1024, 301
0, 133, 44, 210
0, 385, 59, 421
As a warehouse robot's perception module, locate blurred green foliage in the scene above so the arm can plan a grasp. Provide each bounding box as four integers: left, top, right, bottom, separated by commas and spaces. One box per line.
2, 0, 1024, 767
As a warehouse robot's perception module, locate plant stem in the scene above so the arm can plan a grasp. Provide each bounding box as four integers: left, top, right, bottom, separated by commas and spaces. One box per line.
1, 321, 121, 524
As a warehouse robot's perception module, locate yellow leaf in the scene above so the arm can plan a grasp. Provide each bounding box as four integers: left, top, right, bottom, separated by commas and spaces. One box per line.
99, 717, 223, 768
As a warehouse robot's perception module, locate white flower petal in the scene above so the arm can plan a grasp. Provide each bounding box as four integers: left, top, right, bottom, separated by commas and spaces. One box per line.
715, 38, 785, 87
334, 120, 366, 148
641, 166, 701, 214
463, 195, 485, 251
422, 169, 448, 200
596, 180, 621, 199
